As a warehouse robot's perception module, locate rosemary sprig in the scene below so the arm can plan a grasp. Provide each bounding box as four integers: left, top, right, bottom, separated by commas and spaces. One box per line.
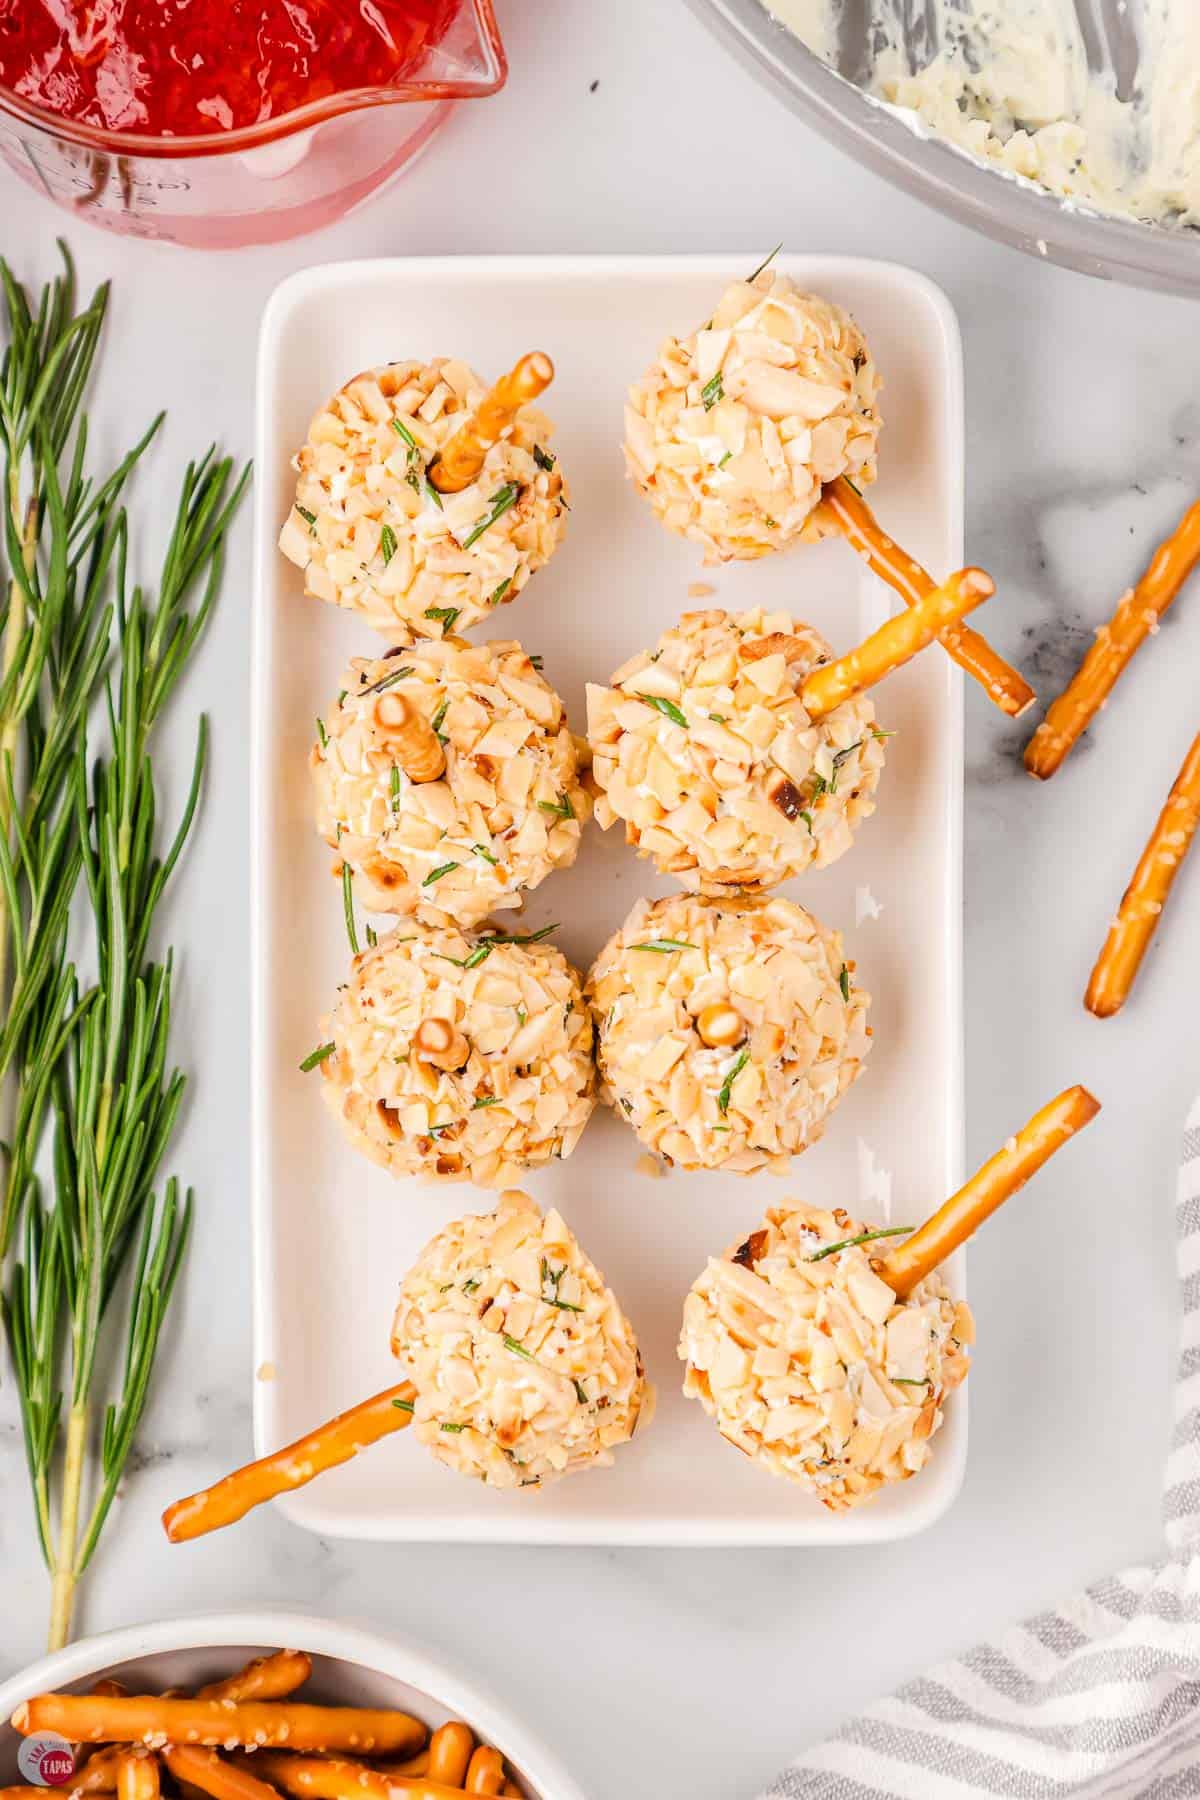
0, 250, 247, 1650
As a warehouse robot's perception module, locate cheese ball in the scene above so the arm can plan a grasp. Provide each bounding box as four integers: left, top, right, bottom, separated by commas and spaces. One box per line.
392, 1188, 653, 1489
587, 893, 871, 1174
586, 607, 886, 893
623, 270, 881, 563
679, 1204, 973, 1508
313, 638, 589, 926
279, 358, 568, 645
317, 923, 596, 1188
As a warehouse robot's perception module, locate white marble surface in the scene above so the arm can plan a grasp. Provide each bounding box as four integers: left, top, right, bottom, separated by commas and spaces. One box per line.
0, 3, 1197, 1796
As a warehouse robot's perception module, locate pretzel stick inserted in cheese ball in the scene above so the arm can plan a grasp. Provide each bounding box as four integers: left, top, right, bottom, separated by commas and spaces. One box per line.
429, 353, 555, 494
819, 478, 1035, 719
1086, 728, 1200, 1018
12, 1695, 425, 1758
1025, 497, 1200, 780
881, 1085, 1101, 1300
801, 567, 995, 720
161, 1382, 415, 1543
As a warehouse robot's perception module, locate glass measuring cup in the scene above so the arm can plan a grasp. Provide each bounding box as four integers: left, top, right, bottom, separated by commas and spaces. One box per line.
0, 0, 506, 250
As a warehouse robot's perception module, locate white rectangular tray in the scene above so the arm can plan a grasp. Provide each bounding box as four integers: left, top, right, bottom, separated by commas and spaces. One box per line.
251, 254, 964, 1545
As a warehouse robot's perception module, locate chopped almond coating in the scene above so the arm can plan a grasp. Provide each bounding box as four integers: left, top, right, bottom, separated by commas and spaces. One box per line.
624, 271, 881, 563
679, 1204, 972, 1508
392, 1189, 653, 1488
587, 893, 871, 1174
313, 638, 589, 926
319, 923, 596, 1187
586, 607, 885, 894
279, 359, 568, 644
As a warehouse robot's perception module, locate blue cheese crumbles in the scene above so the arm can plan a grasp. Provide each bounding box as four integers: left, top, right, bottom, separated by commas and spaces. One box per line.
392, 1189, 653, 1488
280, 358, 568, 645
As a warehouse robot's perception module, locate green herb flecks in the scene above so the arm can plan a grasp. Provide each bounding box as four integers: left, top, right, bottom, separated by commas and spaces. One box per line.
700, 373, 724, 411
573, 1379, 589, 1406
430, 698, 449, 743
443, 922, 556, 971
472, 1095, 502, 1110
635, 693, 687, 729
423, 861, 460, 887
839, 964, 851, 1003
440, 1421, 466, 1433
503, 1334, 534, 1361
462, 1277, 481, 1295
424, 605, 460, 636
808, 1225, 913, 1264
746, 242, 783, 283
533, 445, 556, 472
389, 418, 442, 508
360, 665, 414, 698
342, 862, 359, 952
717, 451, 732, 470
538, 794, 575, 821
800, 810, 814, 832
717, 1047, 750, 1114
393, 1396, 415, 1413
473, 843, 498, 866
316, 717, 328, 748
380, 523, 397, 566
631, 939, 696, 953
489, 577, 511, 607
390, 765, 401, 813
296, 503, 316, 532
843, 475, 862, 498
300, 1041, 336, 1072
462, 483, 518, 551
892, 1377, 930, 1388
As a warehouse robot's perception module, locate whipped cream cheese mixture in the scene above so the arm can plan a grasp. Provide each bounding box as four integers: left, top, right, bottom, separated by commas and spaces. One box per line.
770, 0, 1200, 228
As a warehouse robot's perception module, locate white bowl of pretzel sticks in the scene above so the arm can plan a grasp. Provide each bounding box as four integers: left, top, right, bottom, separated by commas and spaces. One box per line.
0, 1614, 584, 1800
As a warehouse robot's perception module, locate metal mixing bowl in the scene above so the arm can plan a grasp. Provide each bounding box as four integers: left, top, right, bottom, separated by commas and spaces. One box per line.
688, 0, 1200, 297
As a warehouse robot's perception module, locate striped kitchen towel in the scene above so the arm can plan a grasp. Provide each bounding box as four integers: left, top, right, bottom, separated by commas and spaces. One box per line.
764, 1101, 1200, 1800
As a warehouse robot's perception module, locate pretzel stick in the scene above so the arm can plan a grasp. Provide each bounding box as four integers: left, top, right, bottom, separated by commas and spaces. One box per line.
1025, 497, 1200, 779
429, 353, 554, 494
501, 1787, 522, 1798
881, 1086, 1101, 1300
12, 1697, 424, 1758
465, 1748, 506, 1794
115, 1756, 159, 1800
196, 1651, 313, 1703
426, 1724, 474, 1787
163, 1749, 279, 1800
801, 568, 995, 719
244, 1756, 464, 1800
162, 1382, 416, 1543
1085, 728, 1200, 1018
72, 1748, 123, 1793
819, 480, 1034, 718
378, 1752, 430, 1778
